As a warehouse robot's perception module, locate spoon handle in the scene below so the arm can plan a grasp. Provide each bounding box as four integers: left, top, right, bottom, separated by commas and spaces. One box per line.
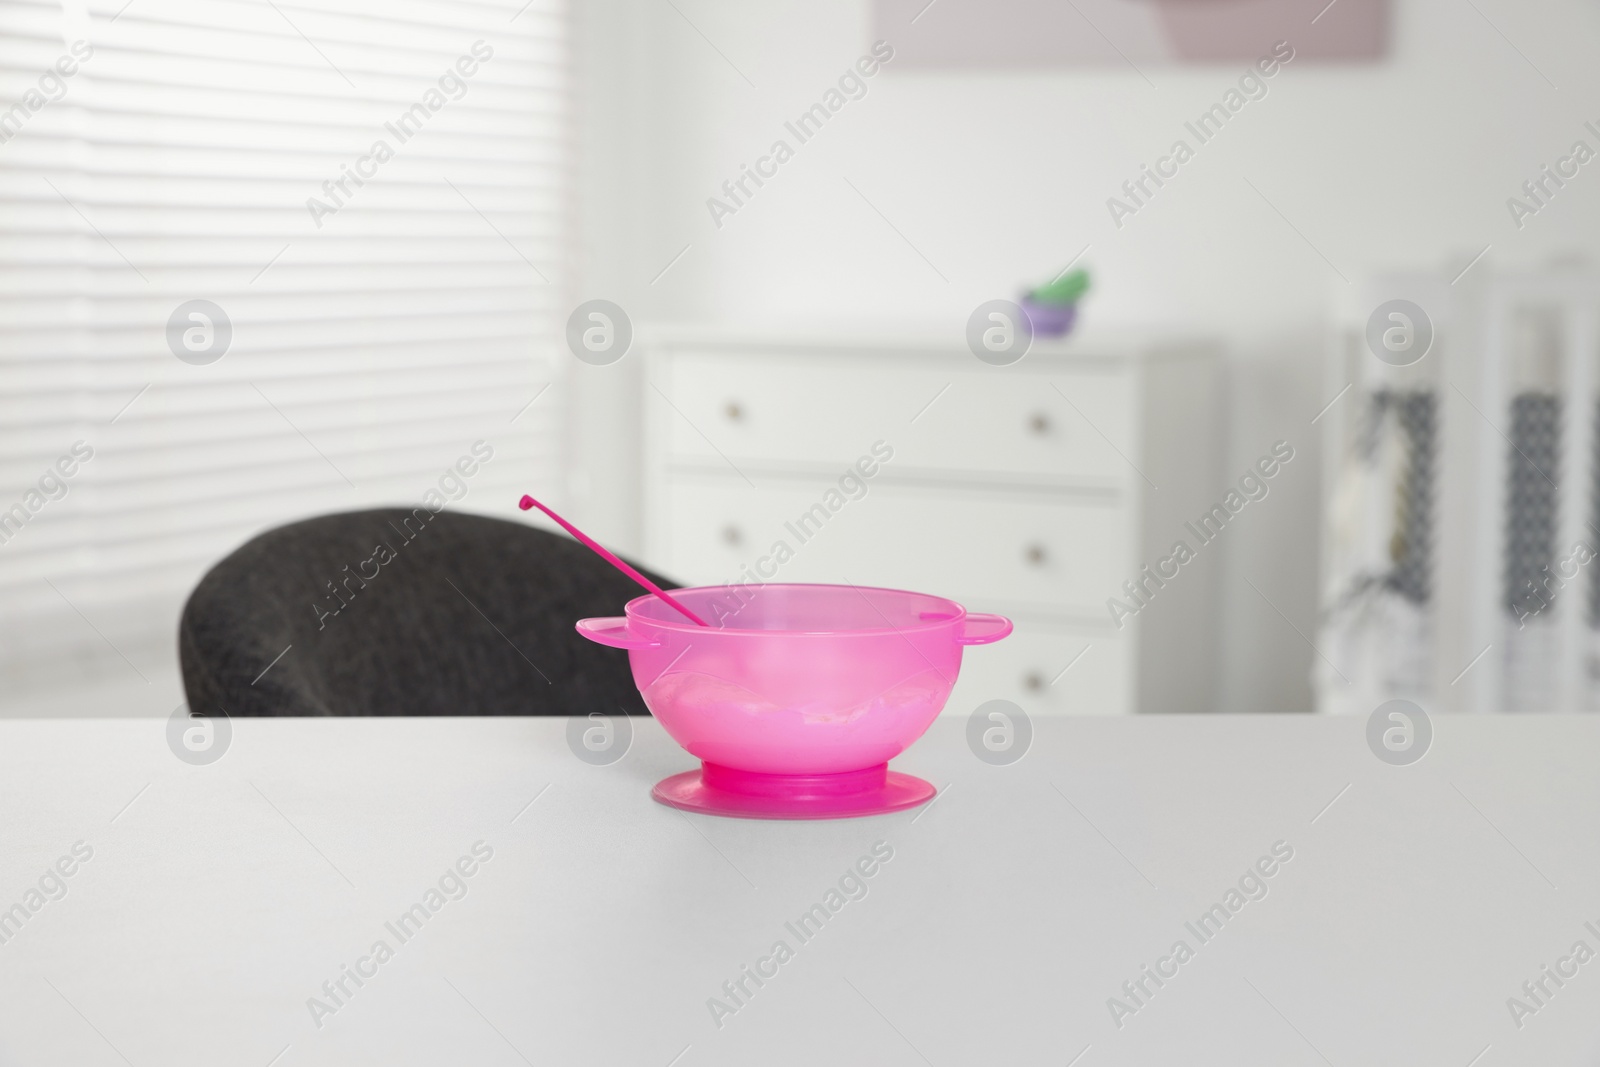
519, 494, 709, 627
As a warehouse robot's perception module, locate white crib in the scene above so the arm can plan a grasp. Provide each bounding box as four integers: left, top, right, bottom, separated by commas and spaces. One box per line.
1319, 260, 1600, 714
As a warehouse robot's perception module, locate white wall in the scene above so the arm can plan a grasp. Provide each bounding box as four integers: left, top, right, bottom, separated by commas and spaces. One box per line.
573, 0, 1600, 711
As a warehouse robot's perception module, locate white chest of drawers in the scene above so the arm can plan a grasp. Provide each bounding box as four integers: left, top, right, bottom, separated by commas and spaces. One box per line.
641, 329, 1221, 715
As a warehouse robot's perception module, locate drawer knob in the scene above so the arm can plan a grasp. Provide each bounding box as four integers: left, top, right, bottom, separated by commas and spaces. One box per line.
1024, 543, 1048, 566
1023, 671, 1045, 693
724, 401, 744, 422
722, 525, 743, 546
1028, 412, 1052, 435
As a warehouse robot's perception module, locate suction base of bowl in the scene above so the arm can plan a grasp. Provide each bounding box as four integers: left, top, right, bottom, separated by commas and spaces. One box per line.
652, 761, 936, 820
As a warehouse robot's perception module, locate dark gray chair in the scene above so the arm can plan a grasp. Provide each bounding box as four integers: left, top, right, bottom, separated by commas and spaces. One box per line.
179, 507, 677, 717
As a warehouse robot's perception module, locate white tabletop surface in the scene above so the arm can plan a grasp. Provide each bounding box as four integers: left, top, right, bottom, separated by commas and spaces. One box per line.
0, 714, 1596, 1066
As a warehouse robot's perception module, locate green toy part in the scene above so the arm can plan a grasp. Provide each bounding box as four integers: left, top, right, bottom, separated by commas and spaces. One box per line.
1029, 267, 1091, 306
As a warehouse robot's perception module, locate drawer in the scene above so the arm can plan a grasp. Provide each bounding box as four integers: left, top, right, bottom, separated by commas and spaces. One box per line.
659, 351, 1134, 482
656, 476, 1127, 612
945, 621, 1131, 717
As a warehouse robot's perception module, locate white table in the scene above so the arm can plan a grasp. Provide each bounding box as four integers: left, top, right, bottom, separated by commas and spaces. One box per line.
0, 714, 1596, 1065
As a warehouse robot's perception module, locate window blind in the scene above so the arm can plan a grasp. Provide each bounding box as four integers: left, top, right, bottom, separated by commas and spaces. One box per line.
0, 0, 568, 692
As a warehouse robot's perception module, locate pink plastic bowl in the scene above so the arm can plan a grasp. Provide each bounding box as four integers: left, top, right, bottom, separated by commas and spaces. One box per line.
577, 583, 1011, 818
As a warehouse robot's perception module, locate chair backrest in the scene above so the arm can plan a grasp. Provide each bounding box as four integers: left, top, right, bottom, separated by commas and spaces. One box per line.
179, 507, 677, 716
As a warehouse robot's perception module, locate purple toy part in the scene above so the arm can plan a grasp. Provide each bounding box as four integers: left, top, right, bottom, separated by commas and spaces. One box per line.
1020, 298, 1077, 338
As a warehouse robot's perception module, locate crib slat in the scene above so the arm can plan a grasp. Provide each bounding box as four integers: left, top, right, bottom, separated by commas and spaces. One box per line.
1557, 303, 1597, 711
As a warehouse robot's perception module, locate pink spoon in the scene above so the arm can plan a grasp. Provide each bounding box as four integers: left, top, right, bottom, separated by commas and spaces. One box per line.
518, 494, 709, 626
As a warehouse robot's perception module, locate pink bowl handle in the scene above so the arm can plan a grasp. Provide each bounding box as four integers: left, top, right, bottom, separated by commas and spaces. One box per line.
957, 613, 1013, 645
575, 617, 663, 650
